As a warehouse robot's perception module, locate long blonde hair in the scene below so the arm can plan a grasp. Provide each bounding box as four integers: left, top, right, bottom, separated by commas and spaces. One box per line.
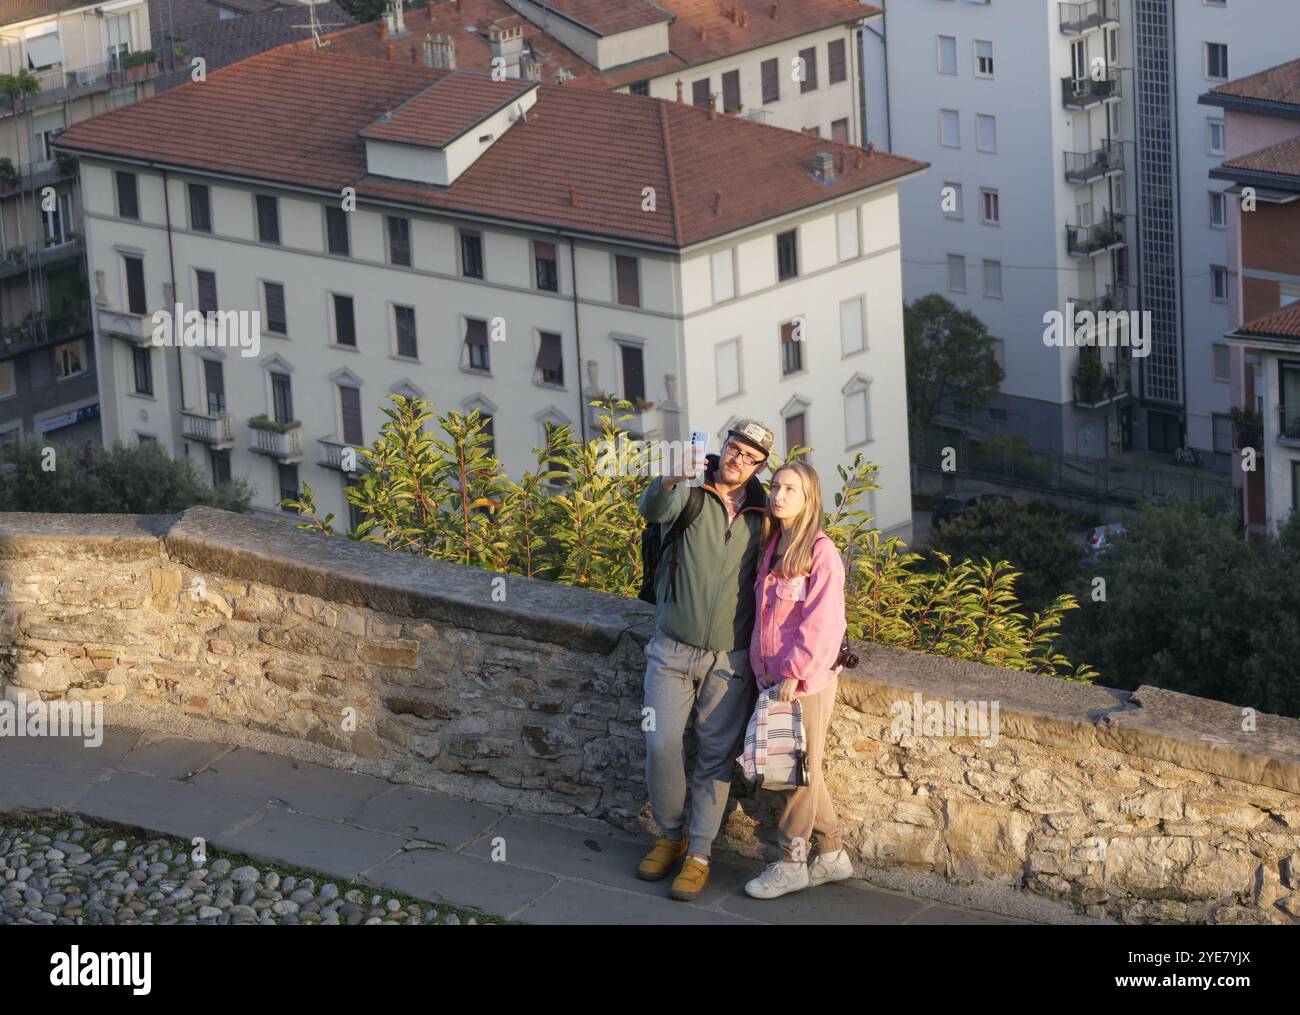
761, 460, 824, 578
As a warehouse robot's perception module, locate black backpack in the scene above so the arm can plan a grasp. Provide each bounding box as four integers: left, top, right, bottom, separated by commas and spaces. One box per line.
638, 485, 708, 604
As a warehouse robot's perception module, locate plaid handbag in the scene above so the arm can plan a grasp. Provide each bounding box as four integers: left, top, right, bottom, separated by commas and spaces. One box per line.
736, 685, 809, 792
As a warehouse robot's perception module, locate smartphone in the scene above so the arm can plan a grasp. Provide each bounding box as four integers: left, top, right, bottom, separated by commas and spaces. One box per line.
687, 431, 708, 487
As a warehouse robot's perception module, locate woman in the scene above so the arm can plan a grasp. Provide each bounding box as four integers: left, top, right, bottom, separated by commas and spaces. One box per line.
743, 459, 853, 899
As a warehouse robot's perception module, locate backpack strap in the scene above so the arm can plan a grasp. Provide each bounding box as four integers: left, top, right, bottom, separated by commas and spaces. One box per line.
663, 486, 705, 602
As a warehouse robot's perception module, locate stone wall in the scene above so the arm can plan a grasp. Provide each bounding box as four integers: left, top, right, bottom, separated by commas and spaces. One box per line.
1, 507, 1298, 925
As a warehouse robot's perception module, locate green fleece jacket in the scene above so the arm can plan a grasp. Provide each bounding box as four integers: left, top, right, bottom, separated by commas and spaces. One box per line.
637, 456, 769, 652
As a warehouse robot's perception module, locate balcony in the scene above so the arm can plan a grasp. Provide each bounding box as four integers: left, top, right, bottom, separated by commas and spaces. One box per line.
0, 235, 84, 281
98, 305, 155, 347
1064, 141, 1124, 184
1061, 71, 1121, 109
1067, 212, 1126, 257
318, 436, 361, 472
248, 418, 303, 462
1071, 284, 1133, 316
181, 410, 235, 449
0, 55, 161, 118
0, 305, 92, 356
0, 154, 77, 199
1059, 0, 1120, 35
1072, 363, 1131, 409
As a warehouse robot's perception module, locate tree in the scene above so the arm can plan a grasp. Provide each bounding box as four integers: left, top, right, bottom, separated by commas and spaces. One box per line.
904, 293, 1004, 428
0, 440, 252, 514
1058, 500, 1300, 717
927, 499, 1083, 615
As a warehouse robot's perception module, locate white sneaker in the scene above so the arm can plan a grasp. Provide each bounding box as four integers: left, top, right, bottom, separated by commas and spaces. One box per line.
744, 860, 810, 899
807, 849, 853, 887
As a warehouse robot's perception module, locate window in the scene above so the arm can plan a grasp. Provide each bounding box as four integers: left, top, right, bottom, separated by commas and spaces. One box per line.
615, 255, 640, 306
264, 282, 287, 334
974, 40, 994, 77
1282, 283, 1300, 306
460, 229, 484, 278
0, 360, 15, 399
776, 230, 798, 281
256, 195, 279, 244
621, 344, 645, 403
204, 359, 225, 415
991, 338, 1005, 370
465, 318, 489, 370
536, 331, 563, 385
937, 35, 957, 75
943, 182, 964, 220
983, 259, 1002, 298
799, 47, 817, 92
1211, 265, 1228, 302
115, 171, 139, 219
804, 125, 821, 138
345, 475, 364, 532
325, 205, 349, 255
534, 240, 558, 291
761, 58, 779, 104
845, 383, 870, 448
837, 208, 859, 261
105, 11, 130, 63
332, 293, 356, 346
211, 450, 231, 487
716, 339, 741, 399
43, 191, 72, 245
940, 109, 960, 148
784, 412, 806, 454
137, 434, 156, 445
132, 346, 152, 395
840, 296, 866, 355
692, 78, 710, 108
277, 463, 299, 511
976, 114, 997, 152
123, 254, 146, 314
476, 411, 496, 457
271, 372, 293, 423
1205, 42, 1228, 80
828, 38, 846, 84
187, 183, 211, 232
831, 118, 849, 143
1106, 25, 1118, 63
1071, 39, 1086, 82
196, 270, 218, 315
1212, 344, 1230, 381
722, 69, 741, 112
387, 216, 411, 266
947, 254, 967, 292
1212, 414, 1234, 455
394, 305, 417, 358
711, 248, 734, 303
1207, 119, 1226, 156
780, 321, 802, 375
1109, 101, 1121, 136
53, 337, 83, 376
339, 386, 363, 446
1210, 191, 1227, 229
629, 79, 649, 96
980, 188, 1000, 224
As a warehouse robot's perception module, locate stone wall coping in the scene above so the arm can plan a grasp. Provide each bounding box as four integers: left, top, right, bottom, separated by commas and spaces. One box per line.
2, 507, 1298, 792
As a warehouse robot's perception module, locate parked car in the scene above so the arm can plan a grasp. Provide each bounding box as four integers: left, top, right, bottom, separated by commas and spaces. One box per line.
1084, 523, 1127, 562
931, 491, 1013, 530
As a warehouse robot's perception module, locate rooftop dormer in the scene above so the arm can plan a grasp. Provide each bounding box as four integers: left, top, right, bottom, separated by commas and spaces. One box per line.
500, 0, 671, 71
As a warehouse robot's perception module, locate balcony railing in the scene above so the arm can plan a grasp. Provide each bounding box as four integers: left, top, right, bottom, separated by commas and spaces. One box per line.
1062, 70, 1122, 109
0, 235, 84, 281
248, 419, 303, 461
1071, 284, 1133, 316
0, 56, 161, 117
0, 306, 92, 355
1278, 408, 1300, 444
0, 154, 77, 198
1073, 363, 1131, 408
97, 305, 155, 347
318, 436, 360, 471
181, 410, 235, 448
1064, 141, 1125, 184
1059, 0, 1120, 35
1067, 212, 1126, 256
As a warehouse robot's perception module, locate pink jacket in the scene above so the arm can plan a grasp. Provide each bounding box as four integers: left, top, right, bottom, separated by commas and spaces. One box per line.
749, 530, 847, 697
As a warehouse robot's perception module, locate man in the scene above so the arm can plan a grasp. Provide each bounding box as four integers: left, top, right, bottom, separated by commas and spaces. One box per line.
636, 419, 775, 901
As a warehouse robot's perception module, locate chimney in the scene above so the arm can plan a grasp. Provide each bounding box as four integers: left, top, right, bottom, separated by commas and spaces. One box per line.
386, 43, 396, 61
379, 19, 388, 39
489, 20, 524, 76
712, 190, 722, 214
429, 2, 436, 22
812, 151, 836, 183
456, 0, 463, 11
853, 151, 864, 170
675, 79, 683, 103
709, 92, 717, 118
569, 186, 578, 207
385, 0, 406, 36
426, 33, 456, 69
699, 25, 706, 41
865, 142, 876, 157
770, 2, 778, 18
410, 44, 418, 63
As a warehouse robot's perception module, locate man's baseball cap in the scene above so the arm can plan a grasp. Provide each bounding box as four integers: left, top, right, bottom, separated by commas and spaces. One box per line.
726, 419, 775, 459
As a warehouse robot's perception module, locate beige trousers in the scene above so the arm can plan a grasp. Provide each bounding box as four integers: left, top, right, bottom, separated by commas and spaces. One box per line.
779, 675, 842, 862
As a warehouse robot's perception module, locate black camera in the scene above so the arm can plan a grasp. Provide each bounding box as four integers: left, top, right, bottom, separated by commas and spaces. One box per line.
835, 638, 859, 670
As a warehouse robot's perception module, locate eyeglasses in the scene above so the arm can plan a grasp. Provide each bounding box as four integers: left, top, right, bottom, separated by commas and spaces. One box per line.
723, 442, 765, 468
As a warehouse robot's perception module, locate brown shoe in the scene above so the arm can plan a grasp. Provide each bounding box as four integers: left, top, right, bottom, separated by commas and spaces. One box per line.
670, 856, 710, 901
637, 835, 689, 881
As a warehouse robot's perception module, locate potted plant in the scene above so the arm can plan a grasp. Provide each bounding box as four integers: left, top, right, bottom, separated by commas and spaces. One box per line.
7, 244, 25, 262
55, 151, 77, 176
1076, 347, 1105, 403
1230, 405, 1263, 449
248, 414, 300, 433
0, 157, 16, 190
123, 49, 158, 81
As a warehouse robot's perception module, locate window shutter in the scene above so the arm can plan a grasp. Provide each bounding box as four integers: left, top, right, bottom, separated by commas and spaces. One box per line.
197, 271, 217, 313
333, 294, 355, 345
204, 359, 226, 415
828, 39, 846, 84
761, 58, 779, 104
264, 282, 286, 333
615, 255, 640, 306
339, 386, 363, 446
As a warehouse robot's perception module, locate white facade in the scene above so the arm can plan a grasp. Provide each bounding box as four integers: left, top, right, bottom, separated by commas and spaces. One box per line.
80, 158, 919, 538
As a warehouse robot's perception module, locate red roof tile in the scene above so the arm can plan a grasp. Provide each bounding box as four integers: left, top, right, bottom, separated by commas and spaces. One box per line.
55, 44, 925, 248
1224, 134, 1300, 178
360, 71, 534, 147
1237, 303, 1300, 341
538, 0, 672, 36
1210, 57, 1300, 108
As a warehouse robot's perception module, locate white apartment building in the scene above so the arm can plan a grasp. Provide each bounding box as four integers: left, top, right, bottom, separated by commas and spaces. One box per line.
862, 0, 1300, 466
55, 43, 926, 538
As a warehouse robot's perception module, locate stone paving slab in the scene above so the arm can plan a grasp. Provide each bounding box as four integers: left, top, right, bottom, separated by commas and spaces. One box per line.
718, 877, 934, 925
350, 785, 504, 849
189, 747, 392, 820
210, 808, 406, 882
118, 737, 234, 780
903, 903, 1030, 925
362, 846, 558, 916
0, 763, 112, 813
512, 879, 760, 925
74, 771, 266, 842
0, 726, 141, 769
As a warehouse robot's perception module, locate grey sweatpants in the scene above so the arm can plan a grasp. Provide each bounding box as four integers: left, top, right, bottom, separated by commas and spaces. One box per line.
642, 630, 756, 857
